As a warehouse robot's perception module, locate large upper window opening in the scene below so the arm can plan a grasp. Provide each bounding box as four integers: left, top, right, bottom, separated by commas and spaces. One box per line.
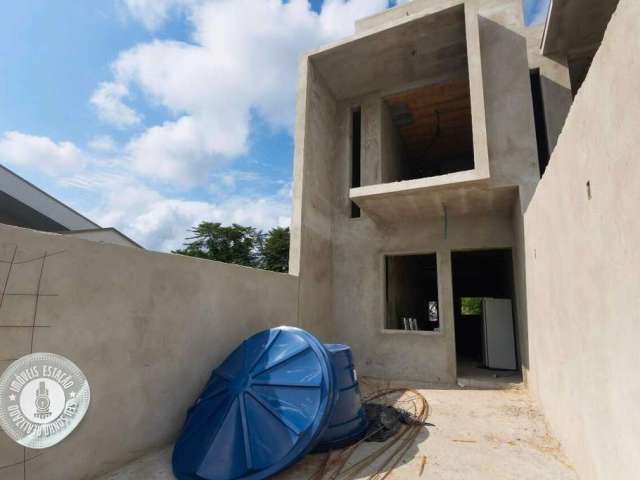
385, 253, 439, 332
382, 79, 474, 181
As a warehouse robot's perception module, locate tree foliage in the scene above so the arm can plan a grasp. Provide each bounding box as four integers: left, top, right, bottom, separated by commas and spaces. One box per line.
461, 297, 483, 316
173, 222, 289, 272
261, 227, 290, 273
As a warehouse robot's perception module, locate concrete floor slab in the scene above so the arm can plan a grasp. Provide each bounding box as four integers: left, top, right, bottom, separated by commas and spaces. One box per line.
98, 379, 576, 480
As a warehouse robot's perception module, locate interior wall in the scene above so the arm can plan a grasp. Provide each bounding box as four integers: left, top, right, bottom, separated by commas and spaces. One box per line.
0, 224, 298, 480
524, 1, 639, 478
289, 59, 337, 341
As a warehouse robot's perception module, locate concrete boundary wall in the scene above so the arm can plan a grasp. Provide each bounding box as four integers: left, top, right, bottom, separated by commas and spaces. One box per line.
0, 224, 298, 480
524, 0, 639, 478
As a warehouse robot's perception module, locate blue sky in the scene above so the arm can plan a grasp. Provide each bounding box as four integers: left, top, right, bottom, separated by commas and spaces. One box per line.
0, 0, 548, 251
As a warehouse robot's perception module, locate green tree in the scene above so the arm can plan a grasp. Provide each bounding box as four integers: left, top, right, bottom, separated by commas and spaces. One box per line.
260, 227, 290, 273
173, 222, 262, 267
174, 222, 290, 273
461, 297, 483, 315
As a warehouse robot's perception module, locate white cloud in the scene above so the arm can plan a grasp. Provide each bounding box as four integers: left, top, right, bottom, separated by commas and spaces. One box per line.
90, 82, 142, 128
88, 135, 118, 153
3, 1, 392, 251
88, 175, 291, 251
120, 0, 197, 30
0, 131, 86, 175
319, 0, 388, 38
0, 128, 290, 251
100, 0, 389, 186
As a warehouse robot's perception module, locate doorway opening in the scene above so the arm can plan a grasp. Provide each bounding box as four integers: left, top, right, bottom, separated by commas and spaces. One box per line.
451, 249, 521, 386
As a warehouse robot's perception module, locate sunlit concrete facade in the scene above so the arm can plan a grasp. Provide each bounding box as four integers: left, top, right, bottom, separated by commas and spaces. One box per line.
289, 0, 617, 384
290, 1, 639, 478
291, 0, 547, 383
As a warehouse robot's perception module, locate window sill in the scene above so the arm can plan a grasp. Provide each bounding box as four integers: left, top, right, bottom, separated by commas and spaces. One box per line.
380, 328, 443, 337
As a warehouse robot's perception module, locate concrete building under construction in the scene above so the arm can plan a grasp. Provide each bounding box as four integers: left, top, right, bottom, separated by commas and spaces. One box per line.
0, 0, 637, 479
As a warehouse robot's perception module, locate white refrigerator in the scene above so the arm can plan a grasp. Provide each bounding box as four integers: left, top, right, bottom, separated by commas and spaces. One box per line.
482, 298, 517, 370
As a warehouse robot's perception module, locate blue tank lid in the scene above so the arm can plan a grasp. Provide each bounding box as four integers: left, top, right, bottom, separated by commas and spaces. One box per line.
172, 326, 337, 480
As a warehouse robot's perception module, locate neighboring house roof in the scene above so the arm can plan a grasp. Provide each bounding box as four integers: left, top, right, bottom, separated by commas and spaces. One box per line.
61, 228, 143, 249
0, 164, 143, 249
0, 164, 99, 231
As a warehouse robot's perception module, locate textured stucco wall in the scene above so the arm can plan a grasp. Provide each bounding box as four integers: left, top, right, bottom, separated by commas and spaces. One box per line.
318, 0, 537, 383
524, 1, 639, 478
61, 229, 140, 249
0, 224, 298, 480
356, 0, 573, 158
331, 95, 515, 384
289, 60, 337, 341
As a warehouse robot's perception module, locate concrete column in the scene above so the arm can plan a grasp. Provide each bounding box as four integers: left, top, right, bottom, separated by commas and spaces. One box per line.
361, 96, 382, 186
437, 246, 457, 381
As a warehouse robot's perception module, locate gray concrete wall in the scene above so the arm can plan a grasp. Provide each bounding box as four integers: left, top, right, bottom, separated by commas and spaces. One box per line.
523, 1, 640, 478
478, 15, 539, 195
356, 0, 573, 159
314, 1, 539, 383
331, 98, 515, 383
61, 229, 141, 248
288, 60, 337, 341
0, 223, 298, 480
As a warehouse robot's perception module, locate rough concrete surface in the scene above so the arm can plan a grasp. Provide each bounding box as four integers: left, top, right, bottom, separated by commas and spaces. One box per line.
99, 380, 576, 480
290, 0, 542, 385
524, 0, 640, 478
0, 224, 298, 480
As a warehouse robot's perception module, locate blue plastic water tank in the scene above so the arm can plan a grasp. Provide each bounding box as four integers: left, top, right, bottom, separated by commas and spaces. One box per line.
172, 326, 338, 480
315, 344, 368, 450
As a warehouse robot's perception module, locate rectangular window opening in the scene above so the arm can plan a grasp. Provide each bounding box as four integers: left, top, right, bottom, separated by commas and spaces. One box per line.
530, 69, 550, 176
379, 19, 473, 183
385, 253, 439, 332
350, 108, 361, 218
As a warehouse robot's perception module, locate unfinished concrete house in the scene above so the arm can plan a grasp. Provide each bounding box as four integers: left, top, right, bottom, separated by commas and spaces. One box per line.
290, 0, 620, 382
0, 0, 637, 479
288, 0, 637, 476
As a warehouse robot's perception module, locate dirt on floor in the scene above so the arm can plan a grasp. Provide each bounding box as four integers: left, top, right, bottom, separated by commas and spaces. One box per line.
100, 378, 577, 480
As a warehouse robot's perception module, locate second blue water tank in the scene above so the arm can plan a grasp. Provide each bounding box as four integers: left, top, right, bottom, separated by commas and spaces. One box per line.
315, 344, 368, 450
